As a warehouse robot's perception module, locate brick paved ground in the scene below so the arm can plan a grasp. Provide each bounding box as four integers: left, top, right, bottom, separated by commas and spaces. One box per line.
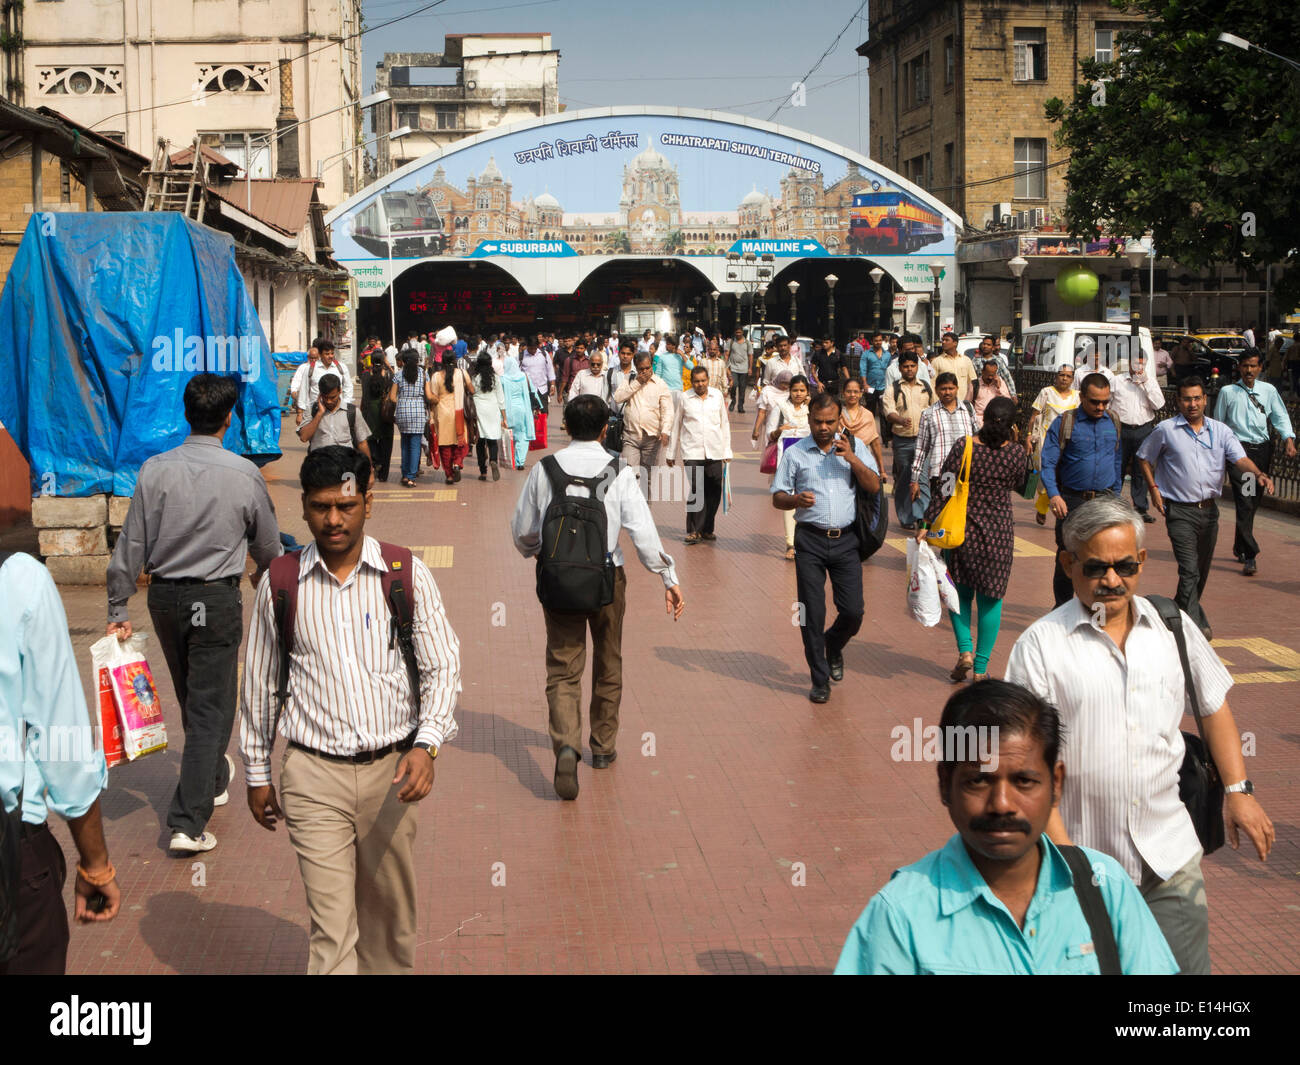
28, 414, 1300, 974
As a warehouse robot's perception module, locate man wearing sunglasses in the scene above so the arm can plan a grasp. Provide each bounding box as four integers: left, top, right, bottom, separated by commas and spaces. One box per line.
1007, 495, 1274, 975
1136, 375, 1273, 640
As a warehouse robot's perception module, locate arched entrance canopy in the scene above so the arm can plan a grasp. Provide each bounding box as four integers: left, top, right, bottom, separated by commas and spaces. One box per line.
326, 106, 960, 305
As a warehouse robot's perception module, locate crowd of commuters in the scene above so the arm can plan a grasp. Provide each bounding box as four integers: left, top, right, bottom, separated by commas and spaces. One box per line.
2, 314, 1293, 978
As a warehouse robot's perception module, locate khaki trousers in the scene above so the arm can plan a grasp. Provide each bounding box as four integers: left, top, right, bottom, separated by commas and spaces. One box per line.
280, 744, 419, 975
542, 567, 627, 757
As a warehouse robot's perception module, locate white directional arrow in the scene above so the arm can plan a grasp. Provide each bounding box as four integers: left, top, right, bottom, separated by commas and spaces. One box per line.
481, 243, 499, 253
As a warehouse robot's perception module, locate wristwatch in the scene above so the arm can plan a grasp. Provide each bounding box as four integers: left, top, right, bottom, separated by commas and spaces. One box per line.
414, 742, 438, 761
1224, 779, 1253, 795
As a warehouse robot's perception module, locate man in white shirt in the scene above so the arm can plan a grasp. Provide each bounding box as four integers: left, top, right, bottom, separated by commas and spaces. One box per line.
293, 341, 353, 418
1108, 352, 1166, 522
668, 365, 733, 545
1006, 496, 1275, 975
567, 349, 610, 401
510, 395, 685, 800
240, 445, 461, 974
384, 341, 399, 372
289, 345, 321, 426
762, 335, 804, 386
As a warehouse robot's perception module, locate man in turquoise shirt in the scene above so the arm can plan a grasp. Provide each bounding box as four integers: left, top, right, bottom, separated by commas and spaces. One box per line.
1, 552, 120, 974
1213, 349, 1296, 576
835, 680, 1177, 975
652, 334, 691, 392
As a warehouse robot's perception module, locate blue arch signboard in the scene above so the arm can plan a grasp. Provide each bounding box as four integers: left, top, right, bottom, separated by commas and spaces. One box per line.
326, 107, 961, 298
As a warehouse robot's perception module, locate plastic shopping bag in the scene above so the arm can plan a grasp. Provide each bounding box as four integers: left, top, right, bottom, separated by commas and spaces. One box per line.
94, 664, 126, 768
906, 540, 960, 627
90, 634, 168, 762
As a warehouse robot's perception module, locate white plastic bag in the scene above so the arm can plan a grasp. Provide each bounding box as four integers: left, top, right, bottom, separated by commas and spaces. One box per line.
90, 634, 168, 762
906, 540, 961, 627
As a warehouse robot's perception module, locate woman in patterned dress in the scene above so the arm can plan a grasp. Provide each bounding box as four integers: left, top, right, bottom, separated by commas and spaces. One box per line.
1026, 361, 1079, 524
917, 396, 1028, 682
387, 351, 434, 488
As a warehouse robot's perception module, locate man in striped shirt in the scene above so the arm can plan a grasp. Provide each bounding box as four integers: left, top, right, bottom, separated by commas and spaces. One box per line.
239, 446, 461, 974
909, 372, 978, 507
1006, 496, 1274, 974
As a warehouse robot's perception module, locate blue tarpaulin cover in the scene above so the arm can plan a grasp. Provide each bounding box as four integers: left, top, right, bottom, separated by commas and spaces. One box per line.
0, 212, 281, 497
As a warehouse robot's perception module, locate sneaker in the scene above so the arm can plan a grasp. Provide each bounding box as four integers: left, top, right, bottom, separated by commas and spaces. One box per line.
169, 831, 217, 854
213, 754, 235, 807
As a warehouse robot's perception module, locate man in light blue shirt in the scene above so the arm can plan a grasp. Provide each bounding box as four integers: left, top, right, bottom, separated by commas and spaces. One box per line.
1, 552, 120, 974
772, 393, 880, 703
1137, 375, 1273, 637
1212, 350, 1296, 575
836, 679, 1178, 975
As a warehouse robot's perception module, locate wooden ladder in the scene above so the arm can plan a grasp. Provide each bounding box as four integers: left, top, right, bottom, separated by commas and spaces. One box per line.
142, 136, 207, 222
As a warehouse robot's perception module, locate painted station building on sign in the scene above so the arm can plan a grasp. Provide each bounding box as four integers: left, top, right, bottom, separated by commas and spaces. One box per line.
326, 107, 961, 347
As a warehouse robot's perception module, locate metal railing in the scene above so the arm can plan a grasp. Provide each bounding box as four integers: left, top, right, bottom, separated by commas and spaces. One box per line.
1012, 370, 1300, 506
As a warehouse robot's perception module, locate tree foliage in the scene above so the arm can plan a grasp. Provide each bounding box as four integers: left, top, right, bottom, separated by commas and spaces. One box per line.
1045, 0, 1300, 308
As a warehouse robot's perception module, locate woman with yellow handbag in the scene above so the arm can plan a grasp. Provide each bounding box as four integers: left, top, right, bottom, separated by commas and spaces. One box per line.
916, 398, 1028, 682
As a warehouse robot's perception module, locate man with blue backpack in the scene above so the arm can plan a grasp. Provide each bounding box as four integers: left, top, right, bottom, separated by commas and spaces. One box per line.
510, 395, 685, 801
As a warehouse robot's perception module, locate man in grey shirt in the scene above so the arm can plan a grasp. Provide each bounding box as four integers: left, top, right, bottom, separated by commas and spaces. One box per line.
726, 328, 753, 414
106, 373, 282, 856
298, 373, 371, 458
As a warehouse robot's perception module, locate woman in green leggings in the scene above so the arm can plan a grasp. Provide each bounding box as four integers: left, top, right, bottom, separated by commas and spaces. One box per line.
917, 397, 1029, 681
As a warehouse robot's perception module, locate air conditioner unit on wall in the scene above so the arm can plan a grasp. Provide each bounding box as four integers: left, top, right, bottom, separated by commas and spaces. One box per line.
1033, 207, 1048, 228
1014, 210, 1030, 230
993, 202, 1011, 227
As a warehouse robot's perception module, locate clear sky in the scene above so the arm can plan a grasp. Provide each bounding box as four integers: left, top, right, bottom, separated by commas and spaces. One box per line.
360, 0, 871, 151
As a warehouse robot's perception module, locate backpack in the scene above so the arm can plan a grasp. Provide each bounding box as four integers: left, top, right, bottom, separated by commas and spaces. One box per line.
267, 543, 420, 724
536, 454, 619, 614
1058, 407, 1121, 453
893, 378, 933, 412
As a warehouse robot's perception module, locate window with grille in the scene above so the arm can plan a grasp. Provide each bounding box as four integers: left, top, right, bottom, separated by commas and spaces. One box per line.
904, 52, 930, 108
199, 132, 271, 177
396, 105, 421, 128
1094, 28, 1114, 64
1013, 28, 1047, 81
1013, 138, 1047, 199
434, 104, 458, 130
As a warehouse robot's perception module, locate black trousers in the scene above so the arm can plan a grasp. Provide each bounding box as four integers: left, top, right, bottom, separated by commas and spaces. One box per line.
793, 524, 865, 689
1165, 500, 1218, 635
730, 371, 750, 412
1120, 420, 1155, 513
1229, 440, 1272, 561
147, 580, 241, 838
476, 437, 500, 472
370, 422, 394, 482
1053, 489, 1114, 606
684, 459, 725, 535
0, 822, 69, 975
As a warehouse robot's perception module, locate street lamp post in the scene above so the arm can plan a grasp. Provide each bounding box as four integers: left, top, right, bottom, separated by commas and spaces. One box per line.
758, 283, 769, 335
1008, 255, 1028, 372
1217, 32, 1300, 73
710, 289, 720, 332
315, 126, 413, 180
788, 280, 800, 335
824, 274, 838, 343
869, 266, 885, 331
1124, 242, 1149, 346
928, 260, 944, 352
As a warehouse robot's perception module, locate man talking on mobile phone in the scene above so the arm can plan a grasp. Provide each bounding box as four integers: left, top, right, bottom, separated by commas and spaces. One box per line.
772, 393, 881, 703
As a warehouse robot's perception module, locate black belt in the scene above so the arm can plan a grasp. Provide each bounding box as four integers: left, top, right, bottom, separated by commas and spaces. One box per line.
1063, 489, 1108, 502
1167, 498, 1217, 510
150, 575, 240, 587
289, 730, 416, 765
20, 820, 51, 840
798, 523, 854, 539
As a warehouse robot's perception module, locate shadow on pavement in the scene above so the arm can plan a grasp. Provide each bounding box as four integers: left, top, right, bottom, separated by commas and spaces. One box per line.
140, 891, 308, 974
454, 706, 559, 801
655, 647, 809, 695
695, 947, 826, 975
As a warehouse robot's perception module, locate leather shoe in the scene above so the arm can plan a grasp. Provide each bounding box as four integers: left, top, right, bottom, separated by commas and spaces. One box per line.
1141, 512, 1157, 524
827, 651, 844, 683
591, 750, 617, 769
1243, 558, 1257, 576
554, 746, 579, 800
809, 686, 830, 704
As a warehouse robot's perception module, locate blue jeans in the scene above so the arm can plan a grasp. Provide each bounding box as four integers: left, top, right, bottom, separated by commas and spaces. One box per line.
891, 437, 928, 526
399, 431, 422, 480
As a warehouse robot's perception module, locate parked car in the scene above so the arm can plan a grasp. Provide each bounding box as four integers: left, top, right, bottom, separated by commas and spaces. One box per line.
957, 333, 1012, 360
1191, 331, 1250, 357
744, 322, 787, 350
1165, 333, 1240, 379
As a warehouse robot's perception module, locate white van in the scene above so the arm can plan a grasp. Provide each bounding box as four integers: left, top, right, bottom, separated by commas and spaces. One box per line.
1022, 321, 1154, 373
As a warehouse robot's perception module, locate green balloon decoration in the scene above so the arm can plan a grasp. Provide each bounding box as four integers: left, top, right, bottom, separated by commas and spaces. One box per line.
1055, 265, 1099, 306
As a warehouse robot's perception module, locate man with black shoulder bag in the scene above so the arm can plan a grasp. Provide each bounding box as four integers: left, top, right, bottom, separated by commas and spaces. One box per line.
1007, 496, 1274, 975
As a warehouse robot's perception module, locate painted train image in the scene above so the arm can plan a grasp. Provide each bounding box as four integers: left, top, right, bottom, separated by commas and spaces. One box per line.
349, 189, 448, 258
848, 191, 945, 255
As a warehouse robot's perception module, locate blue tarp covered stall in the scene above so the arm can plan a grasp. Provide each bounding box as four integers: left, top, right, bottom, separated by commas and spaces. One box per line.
0, 212, 281, 497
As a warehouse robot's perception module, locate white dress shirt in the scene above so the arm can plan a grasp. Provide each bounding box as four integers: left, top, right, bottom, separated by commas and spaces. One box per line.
239, 536, 461, 786
669, 386, 733, 462
510, 440, 679, 589
1108, 370, 1165, 426
292, 358, 354, 410
1006, 596, 1232, 882
885, 357, 934, 387
567, 367, 611, 401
